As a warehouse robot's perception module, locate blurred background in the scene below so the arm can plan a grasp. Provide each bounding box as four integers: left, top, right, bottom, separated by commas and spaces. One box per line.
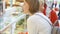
0, 0, 60, 34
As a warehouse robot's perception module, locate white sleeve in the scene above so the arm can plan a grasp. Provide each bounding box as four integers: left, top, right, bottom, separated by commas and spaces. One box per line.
27, 18, 39, 34
27, 16, 52, 34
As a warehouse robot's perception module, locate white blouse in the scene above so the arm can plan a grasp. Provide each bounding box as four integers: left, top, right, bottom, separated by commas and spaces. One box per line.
27, 12, 52, 34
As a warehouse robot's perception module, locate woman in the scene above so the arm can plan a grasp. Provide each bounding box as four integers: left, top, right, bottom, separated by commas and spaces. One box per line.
23, 0, 52, 34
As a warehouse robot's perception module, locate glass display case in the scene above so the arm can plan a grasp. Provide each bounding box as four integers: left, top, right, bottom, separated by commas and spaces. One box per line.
2, 7, 28, 34
0, 0, 3, 30
0, 0, 29, 34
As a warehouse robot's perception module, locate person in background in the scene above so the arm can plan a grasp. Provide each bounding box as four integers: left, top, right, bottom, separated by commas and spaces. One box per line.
49, 8, 59, 26
22, 0, 52, 34
45, 0, 59, 26
51, 1, 57, 8
49, 2, 59, 26
50, 8, 57, 23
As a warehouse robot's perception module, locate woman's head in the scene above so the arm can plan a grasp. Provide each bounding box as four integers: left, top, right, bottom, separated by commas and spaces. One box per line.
23, 0, 39, 15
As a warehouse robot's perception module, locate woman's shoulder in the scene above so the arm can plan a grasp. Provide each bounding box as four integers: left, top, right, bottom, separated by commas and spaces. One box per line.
27, 14, 45, 24
27, 15, 38, 21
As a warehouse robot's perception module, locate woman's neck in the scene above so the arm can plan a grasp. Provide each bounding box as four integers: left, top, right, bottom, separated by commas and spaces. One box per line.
27, 12, 33, 16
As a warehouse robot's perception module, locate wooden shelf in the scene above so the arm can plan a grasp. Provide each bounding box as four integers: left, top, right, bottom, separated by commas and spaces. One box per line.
6, 3, 20, 6
16, 0, 24, 2
5, 0, 24, 7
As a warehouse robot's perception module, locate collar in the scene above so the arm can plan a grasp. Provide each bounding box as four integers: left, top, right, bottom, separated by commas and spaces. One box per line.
34, 12, 44, 16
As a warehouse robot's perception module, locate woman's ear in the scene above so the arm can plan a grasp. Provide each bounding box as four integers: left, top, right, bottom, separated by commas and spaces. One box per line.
22, 1, 29, 14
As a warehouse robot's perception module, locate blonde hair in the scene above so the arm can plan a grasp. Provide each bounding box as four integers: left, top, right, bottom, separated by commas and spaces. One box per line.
38, 0, 44, 7
25, 0, 39, 14
39, 0, 44, 3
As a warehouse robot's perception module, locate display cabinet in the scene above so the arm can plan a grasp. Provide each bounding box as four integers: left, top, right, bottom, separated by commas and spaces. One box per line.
0, 0, 28, 34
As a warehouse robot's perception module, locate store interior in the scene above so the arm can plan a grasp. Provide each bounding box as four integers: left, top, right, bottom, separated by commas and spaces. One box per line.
0, 0, 60, 34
